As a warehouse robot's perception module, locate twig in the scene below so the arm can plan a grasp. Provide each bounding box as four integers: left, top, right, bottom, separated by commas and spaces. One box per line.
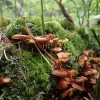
88, 93, 94, 100
3, 49, 12, 62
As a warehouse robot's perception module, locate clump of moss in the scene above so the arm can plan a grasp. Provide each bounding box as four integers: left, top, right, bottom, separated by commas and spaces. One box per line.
0, 49, 52, 99
59, 19, 75, 30
45, 20, 62, 34
5, 17, 42, 38
0, 18, 11, 28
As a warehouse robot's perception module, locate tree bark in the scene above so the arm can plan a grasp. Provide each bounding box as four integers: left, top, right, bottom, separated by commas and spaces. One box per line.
55, 0, 74, 24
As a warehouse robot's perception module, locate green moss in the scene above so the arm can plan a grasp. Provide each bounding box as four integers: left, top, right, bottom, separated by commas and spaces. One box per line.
0, 18, 11, 28
5, 16, 89, 55
0, 50, 52, 99
59, 19, 75, 30
45, 20, 62, 34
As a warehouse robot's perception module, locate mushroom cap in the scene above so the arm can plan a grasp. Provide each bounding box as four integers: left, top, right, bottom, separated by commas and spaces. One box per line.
52, 68, 68, 77
71, 83, 85, 91
44, 33, 56, 39
46, 39, 53, 44
3, 78, 11, 83
90, 57, 100, 63
61, 88, 76, 98
82, 50, 95, 56
0, 78, 11, 86
56, 78, 70, 90
52, 47, 62, 52
83, 69, 98, 76
67, 70, 78, 78
57, 52, 71, 59
52, 38, 59, 41
25, 39, 34, 44
34, 36, 50, 42
12, 34, 30, 41
74, 76, 88, 83
62, 38, 69, 44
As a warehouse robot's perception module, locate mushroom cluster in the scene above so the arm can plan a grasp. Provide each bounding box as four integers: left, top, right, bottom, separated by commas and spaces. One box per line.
79, 50, 99, 84
52, 50, 100, 99
11, 33, 100, 99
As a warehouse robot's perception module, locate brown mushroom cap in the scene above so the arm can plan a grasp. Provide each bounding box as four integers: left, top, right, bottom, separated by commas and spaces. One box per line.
34, 36, 50, 42
44, 33, 56, 39
0, 78, 11, 86
57, 52, 71, 59
62, 38, 69, 44
12, 34, 30, 41
56, 78, 70, 90
52, 68, 68, 77
90, 57, 100, 63
82, 50, 94, 56
67, 70, 78, 78
61, 88, 76, 98
46, 39, 53, 44
52, 47, 62, 52
71, 83, 85, 91
74, 76, 88, 83
25, 39, 34, 44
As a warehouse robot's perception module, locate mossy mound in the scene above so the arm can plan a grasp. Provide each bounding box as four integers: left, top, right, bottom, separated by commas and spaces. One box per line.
0, 49, 52, 99
5, 16, 93, 55
0, 18, 11, 28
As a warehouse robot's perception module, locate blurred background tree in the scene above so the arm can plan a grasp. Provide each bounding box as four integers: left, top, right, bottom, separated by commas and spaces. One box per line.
0, 0, 100, 26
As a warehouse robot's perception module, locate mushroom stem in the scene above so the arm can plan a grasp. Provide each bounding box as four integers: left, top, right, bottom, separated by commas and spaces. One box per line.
36, 43, 58, 66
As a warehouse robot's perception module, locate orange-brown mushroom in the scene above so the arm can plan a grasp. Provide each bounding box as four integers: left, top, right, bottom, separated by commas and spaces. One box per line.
52, 47, 62, 52
57, 52, 71, 59
90, 57, 100, 63
61, 38, 69, 44
71, 83, 85, 91
71, 76, 87, 91
52, 68, 68, 77
82, 50, 95, 56
56, 78, 70, 90
46, 39, 53, 44
44, 33, 56, 39
25, 39, 34, 44
83, 69, 98, 76
67, 69, 78, 78
61, 88, 76, 98
52, 38, 59, 47
12, 34, 30, 41
34, 36, 50, 42
0, 78, 11, 86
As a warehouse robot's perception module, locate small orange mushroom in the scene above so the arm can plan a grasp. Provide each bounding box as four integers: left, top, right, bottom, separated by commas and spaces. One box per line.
82, 50, 94, 56
52, 68, 68, 77
25, 39, 34, 44
57, 52, 71, 59
71, 76, 87, 91
52, 47, 62, 52
67, 69, 78, 78
61, 38, 69, 44
44, 33, 56, 39
0, 78, 11, 86
12, 34, 30, 41
56, 78, 70, 90
90, 57, 100, 63
46, 39, 53, 44
34, 36, 50, 42
61, 88, 76, 98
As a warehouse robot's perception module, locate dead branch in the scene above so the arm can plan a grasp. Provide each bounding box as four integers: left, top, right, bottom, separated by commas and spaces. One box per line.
55, 0, 74, 24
